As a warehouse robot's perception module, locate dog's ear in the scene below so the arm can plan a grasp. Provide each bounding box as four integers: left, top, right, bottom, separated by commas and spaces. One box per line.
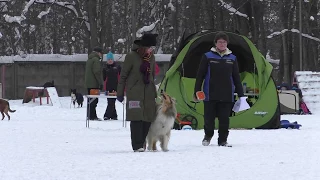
171, 97, 176, 104
161, 91, 169, 100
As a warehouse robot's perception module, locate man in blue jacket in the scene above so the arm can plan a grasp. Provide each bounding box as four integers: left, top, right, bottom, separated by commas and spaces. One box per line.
194, 32, 244, 147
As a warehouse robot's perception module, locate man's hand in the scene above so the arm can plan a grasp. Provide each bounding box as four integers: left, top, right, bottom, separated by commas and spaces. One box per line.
193, 95, 199, 102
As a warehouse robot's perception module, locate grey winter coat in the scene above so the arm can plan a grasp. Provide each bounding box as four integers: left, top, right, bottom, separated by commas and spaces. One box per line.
117, 48, 157, 122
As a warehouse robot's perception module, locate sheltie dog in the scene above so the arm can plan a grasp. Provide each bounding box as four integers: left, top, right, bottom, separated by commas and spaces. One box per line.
146, 91, 177, 152
0, 99, 16, 120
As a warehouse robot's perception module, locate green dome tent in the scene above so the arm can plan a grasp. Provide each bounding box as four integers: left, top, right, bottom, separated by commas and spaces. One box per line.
158, 30, 280, 130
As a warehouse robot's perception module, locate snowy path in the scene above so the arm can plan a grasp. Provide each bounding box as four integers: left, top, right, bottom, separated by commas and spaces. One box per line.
0, 97, 318, 180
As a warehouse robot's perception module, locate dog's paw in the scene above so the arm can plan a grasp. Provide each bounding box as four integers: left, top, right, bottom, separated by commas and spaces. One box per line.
162, 149, 169, 152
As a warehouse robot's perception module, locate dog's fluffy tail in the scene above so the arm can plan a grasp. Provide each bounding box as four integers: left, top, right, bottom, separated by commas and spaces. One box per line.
7, 102, 16, 113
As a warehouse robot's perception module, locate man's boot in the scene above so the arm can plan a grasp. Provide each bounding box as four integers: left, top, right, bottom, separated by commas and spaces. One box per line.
202, 135, 212, 146
218, 131, 232, 147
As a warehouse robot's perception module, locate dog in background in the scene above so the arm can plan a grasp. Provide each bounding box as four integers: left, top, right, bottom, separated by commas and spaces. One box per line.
146, 91, 177, 152
71, 89, 84, 108
0, 99, 16, 120
43, 80, 55, 89
39, 80, 55, 97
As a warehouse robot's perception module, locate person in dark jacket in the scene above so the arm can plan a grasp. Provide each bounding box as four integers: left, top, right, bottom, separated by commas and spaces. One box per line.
194, 32, 245, 147
117, 33, 158, 152
103, 52, 121, 120
85, 47, 104, 121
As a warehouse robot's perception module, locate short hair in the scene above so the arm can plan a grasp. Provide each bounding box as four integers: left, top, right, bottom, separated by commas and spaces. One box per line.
214, 32, 229, 43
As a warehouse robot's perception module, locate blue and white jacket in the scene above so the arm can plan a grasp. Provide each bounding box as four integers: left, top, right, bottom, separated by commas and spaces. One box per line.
194, 47, 244, 102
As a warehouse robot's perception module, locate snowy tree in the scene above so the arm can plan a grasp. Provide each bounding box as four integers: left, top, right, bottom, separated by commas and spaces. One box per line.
0, 0, 319, 84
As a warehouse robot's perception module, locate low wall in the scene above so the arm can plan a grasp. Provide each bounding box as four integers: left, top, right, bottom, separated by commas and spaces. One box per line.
0, 53, 279, 100
0, 55, 171, 99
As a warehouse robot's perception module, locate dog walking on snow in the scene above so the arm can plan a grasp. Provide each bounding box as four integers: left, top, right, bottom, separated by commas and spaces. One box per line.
0, 99, 16, 120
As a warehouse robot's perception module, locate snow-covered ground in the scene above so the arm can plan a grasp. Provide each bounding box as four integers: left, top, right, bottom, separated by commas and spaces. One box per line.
0, 97, 319, 180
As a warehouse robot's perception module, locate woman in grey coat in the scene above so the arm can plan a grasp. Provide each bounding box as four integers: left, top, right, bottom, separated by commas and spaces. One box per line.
117, 33, 158, 152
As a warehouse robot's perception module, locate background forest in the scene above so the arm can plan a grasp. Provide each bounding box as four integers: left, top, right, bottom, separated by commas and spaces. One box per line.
0, 0, 320, 84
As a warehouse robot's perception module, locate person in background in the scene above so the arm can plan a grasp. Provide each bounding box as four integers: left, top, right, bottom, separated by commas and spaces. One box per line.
103, 52, 121, 120
117, 33, 158, 152
85, 46, 104, 121
194, 32, 245, 147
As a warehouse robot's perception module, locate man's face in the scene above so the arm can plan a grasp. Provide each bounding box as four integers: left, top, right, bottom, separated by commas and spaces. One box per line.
98, 52, 102, 58
215, 39, 228, 51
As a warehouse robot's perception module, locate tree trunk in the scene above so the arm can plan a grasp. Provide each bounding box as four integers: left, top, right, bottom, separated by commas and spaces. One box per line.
87, 0, 99, 50
131, 0, 137, 42
282, 33, 290, 83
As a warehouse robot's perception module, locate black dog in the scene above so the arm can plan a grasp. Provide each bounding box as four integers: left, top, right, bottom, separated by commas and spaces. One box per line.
43, 80, 55, 89
39, 80, 55, 97
71, 89, 84, 108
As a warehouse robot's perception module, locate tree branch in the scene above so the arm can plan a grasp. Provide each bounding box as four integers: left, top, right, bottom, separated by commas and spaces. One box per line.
33, 0, 87, 21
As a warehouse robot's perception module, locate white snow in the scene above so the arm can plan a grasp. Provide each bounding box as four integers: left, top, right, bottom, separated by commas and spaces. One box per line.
167, 0, 175, 11
55, 1, 78, 17
117, 38, 126, 44
26, 86, 44, 90
157, 47, 164, 54
14, 27, 21, 39
3, 14, 26, 24
0, 96, 319, 180
266, 51, 280, 64
29, 25, 36, 32
219, 0, 249, 19
0, 1, 8, 12
267, 29, 320, 42
37, 7, 51, 19
310, 16, 314, 21
22, 0, 36, 15
295, 71, 320, 113
136, 20, 160, 38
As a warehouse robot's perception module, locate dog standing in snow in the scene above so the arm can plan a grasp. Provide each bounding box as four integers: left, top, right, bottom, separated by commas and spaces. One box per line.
0, 99, 16, 120
70, 89, 84, 108
146, 91, 177, 152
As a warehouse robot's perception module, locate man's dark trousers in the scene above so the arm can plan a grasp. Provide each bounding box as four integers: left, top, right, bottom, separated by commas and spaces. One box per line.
104, 98, 117, 119
203, 100, 233, 144
130, 121, 151, 150
87, 88, 99, 119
